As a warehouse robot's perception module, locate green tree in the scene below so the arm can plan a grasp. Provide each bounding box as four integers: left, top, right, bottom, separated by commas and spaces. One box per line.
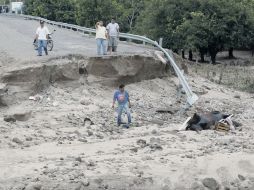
54, 0, 75, 23
242, 0, 254, 56
189, 0, 253, 62
0, 0, 9, 4
24, 0, 75, 23
74, 0, 146, 32
174, 12, 209, 62
115, 0, 145, 32
75, 0, 118, 28
135, 0, 200, 48
136, 0, 254, 63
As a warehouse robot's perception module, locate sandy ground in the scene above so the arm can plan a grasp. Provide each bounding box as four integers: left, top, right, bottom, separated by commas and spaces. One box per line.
0, 74, 254, 190
0, 15, 254, 190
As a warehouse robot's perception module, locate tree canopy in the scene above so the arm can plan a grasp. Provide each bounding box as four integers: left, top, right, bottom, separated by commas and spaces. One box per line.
23, 0, 145, 32
23, 0, 254, 63
135, 0, 254, 63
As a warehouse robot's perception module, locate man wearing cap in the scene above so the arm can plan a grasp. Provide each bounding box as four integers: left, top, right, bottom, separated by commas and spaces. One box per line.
35, 21, 49, 56
112, 84, 132, 127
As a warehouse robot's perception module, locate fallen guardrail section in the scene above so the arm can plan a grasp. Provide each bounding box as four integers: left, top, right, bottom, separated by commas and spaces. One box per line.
2, 13, 198, 106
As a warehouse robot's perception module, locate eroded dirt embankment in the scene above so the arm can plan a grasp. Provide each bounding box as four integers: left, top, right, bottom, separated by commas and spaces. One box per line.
0, 54, 169, 106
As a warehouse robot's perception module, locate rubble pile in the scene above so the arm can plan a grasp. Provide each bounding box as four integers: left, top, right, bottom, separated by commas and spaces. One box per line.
0, 57, 253, 189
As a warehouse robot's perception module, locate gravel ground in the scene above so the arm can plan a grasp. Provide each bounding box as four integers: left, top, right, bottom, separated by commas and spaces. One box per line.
0, 14, 254, 190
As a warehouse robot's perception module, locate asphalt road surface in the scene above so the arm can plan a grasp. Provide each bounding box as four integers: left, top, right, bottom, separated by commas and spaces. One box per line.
0, 15, 148, 63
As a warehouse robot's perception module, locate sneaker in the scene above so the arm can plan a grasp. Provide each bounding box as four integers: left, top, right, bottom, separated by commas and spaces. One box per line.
122, 124, 129, 129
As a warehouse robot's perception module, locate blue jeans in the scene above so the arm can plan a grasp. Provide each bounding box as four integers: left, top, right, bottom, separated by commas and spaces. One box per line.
117, 104, 131, 126
38, 40, 47, 56
96, 38, 106, 55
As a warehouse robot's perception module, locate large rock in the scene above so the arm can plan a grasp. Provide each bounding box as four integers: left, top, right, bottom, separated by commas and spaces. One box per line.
149, 137, 163, 151
5, 110, 31, 122
0, 83, 8, 106
0, 83, 7, 94
202, 178, 220, 190
191, 182, 205, 190
25, 183, 42, 190
4, 115, 16, 122
12, 137, 23, 144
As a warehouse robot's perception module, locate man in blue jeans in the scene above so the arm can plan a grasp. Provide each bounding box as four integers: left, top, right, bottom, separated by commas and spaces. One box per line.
112, 84, 131, 126
35, 21, 49, 56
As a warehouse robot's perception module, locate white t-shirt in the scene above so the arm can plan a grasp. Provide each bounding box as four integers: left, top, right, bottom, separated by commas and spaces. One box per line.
96, 26, 107, 39
106, 23, 119, 37
36, 26, 50, 40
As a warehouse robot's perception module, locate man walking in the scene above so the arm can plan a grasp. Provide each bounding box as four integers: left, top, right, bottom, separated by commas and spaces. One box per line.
112, 84, 131, 127
106, 18, 119, 54
35, 21, 49, 56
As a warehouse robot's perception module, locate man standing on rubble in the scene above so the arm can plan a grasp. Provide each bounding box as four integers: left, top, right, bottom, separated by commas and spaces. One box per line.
112, 84, 131, 127
34, 20, 49, 56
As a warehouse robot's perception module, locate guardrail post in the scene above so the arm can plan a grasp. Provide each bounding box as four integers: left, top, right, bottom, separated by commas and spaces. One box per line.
143, 36, 146, 45
159, 38, 163, 47
126, 38, 131, 43
168, 50, 175, 62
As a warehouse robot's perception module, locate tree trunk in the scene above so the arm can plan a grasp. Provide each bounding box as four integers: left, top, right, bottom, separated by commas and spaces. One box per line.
208, 46, 218, 64
181, 49, 185, 59
129, 9, 135, 32
210, 52, 217, 64
200, 50, 205, 62
228, 47, 234, 59
188, 50, 193, 61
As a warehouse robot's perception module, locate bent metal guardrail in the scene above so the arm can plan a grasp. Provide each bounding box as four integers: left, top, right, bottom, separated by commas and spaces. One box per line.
3, 13, 198, 106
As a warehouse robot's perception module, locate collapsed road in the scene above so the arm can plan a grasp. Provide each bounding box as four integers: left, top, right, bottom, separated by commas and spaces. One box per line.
0, 15, 148, 63
0, 15, 254, 190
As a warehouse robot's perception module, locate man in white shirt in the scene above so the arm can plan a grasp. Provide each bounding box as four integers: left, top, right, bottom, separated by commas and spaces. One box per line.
35, 21, 49, 56
106, 18, 119, 54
